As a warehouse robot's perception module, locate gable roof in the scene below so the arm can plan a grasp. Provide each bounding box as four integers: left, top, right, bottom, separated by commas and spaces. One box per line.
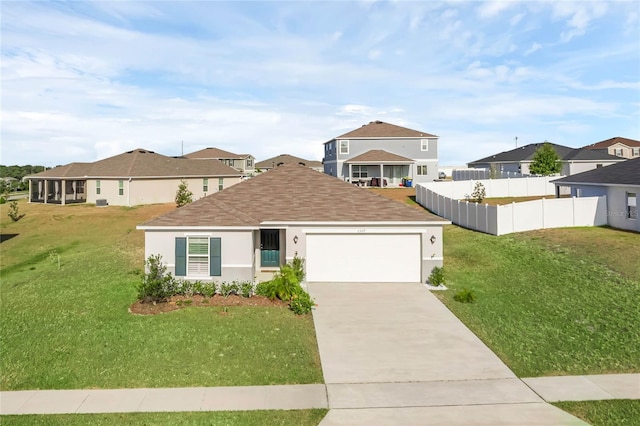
553, 158, 640, 186
184, 147, 245, 160
28, 149, 242, 179
141, 164, 445, 227
584, 137, 640, 149
332, 121, 437, 140
255, 154, 322, 169
346, 150, 414, 163
468, 142, 625, 165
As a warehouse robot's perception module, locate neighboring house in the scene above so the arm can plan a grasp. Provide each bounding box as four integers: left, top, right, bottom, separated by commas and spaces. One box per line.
468, 142, 625, 176
553, 157, 640, 232
583, 137, 640, 159
137, 164, 449, 284
27, 149, 242, 206
184, 147, 255, 173
255, 154, 323, 172
323, 120, 439, 186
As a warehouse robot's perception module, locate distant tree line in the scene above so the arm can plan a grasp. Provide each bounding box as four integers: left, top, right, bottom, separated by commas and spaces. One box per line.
0, 164, 46, 192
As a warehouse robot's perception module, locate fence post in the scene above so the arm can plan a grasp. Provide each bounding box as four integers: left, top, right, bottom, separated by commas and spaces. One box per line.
541, 197, 545, 229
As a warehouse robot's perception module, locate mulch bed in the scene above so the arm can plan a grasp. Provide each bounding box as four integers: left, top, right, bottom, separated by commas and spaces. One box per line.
129, 294, 288, 315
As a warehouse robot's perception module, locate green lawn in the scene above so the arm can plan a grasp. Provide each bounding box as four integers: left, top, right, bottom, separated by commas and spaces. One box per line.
554, 400, 640, 426
0, 410, 328, 425
437, 224, 640, 377
0, 201, 323, 390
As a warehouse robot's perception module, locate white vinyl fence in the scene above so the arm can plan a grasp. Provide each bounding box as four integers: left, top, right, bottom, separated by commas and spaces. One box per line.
416, 178, 607, 236
422, 176, 558, 199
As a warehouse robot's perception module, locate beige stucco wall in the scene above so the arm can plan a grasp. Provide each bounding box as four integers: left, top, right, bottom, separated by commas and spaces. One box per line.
565, 161, 621, 175
606, 186, 640, 232
86, 177, 241, 206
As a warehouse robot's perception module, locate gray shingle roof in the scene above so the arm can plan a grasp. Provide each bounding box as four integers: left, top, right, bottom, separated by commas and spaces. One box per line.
346, 150, 414, 163
28, 149, 242, 179
469, 142, 624, 165
553, 158, 640, 186
184, 147, 246, 160
255, 154, 322, 169
141, 163, 445, 227
333, 121, 437, 140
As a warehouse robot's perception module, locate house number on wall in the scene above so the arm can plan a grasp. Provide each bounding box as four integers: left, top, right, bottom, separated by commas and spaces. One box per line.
357, 229, 366, 233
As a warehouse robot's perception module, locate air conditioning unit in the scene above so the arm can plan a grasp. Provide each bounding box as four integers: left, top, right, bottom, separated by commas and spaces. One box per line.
96, 199, 108, 207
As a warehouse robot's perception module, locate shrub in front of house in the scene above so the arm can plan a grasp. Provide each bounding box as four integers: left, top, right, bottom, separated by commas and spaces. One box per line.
453, 288, 476, 303
428, 266, 446, 287
258, 258, 315, 315
137, 254, 175, 303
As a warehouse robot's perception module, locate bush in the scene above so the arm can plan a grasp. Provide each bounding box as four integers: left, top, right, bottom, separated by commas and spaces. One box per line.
428, 266, 446, 287
175, 180, 193, 207
453, 288, 476, 303
137, 254, 175, 303
291, 254, 305, 283
255, 281, 270, 297
471, 182, 486, 203
290, 291, 314, 315
219, 281, 238, 297
263, 264, 301, 301
201, 281, 217, 297
239, 281, 254, 298
8, 201, 24, 222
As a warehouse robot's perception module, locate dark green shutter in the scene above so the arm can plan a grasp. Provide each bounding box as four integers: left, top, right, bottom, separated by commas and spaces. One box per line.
175, 237, 186, 276
210, 238, 221, 276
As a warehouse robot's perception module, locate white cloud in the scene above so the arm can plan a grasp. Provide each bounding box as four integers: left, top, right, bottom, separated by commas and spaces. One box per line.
477, 1, 513, 19
524, 42, 542, 56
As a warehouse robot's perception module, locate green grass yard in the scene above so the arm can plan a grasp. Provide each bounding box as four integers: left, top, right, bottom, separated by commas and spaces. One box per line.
554, 400, 640, 426
0, 410, 328, 426
438, 224, 640, 377
0, 201, 323, 390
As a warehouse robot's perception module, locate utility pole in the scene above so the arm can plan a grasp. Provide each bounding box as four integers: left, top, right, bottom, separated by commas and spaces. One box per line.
181, 140, 184, 156
515, 136, 518, 148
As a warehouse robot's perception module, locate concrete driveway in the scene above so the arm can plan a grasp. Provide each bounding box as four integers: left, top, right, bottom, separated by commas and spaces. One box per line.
307, 282, 515, 384
307, 283, 587, 425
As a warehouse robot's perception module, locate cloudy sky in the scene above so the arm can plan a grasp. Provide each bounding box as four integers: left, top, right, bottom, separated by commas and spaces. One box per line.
2, 1, 639, 167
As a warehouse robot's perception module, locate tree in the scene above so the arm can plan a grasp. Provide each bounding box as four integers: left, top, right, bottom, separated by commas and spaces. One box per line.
471, 182, 486, 203
175, 180, 193, 207
529, 142, 561, 176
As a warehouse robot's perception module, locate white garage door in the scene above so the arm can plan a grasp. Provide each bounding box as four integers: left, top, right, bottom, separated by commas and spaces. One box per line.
306, 233, 421, 283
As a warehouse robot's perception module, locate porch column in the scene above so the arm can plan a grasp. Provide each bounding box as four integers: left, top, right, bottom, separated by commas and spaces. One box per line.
61, 180, 66, 205
43, 179, 48, 204
28, 180, 32, 203
348, 163, 352, 182
380, 164, 384, 187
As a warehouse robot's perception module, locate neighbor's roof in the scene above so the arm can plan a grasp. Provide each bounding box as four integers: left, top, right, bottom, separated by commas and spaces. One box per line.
28, 149, 242, 179
584, 137, 640, 149
255, 154, 322, 169
332, 120, 437, 140
468, 142, 625, 165
184, 147, 246, 160
141, 163, 445, 227
346, 150, 414, 163
553, 157, 640, 186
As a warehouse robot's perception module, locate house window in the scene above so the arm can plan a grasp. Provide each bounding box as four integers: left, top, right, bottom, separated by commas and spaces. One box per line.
417, 165, 428, 175
633, 148, 639, 157
188, 237, 209, 276
218, 177, 224, 191
596, 164, 603, 168
96, 180, 101, 195
614, 148, 623, 157
353, 165, 368, 179
118, 180, 124, 196
627, 192, 637, 220
421, 139, 429, 151
175, 237, 221, 277
203, 178, 208, 192
247, 159, 253, 168
339, 140, 349, 154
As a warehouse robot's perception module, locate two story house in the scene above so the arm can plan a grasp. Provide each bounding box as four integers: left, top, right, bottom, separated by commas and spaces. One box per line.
583, 137, 640, 159
322, 121, 439, 186
184, 147, 255, 174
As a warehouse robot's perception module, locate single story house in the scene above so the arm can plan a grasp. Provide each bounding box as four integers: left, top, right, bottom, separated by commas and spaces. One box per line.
583, 137, 640, 159
323, 120, 440, 185
255, 154, 323, 172
184, 147, 255, 173
137, 164, 449, 283
553, 157, 639, 232
27, 149, 242, 206
468, 142, 625, 176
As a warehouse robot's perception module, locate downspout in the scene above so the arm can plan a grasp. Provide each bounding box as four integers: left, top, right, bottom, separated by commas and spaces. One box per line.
128, 177, 132, 207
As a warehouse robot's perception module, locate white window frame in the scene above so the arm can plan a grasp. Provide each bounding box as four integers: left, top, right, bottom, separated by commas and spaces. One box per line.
627, 192, 637, 220
421, 139, 429, 151
633, 148, 639, 157
118, 180, 124, 196
218, 177, 224, 191
96, 180, 101, 195
614, 148, 623, 156
339, 140, 349, 155
203, 178, 208, 192
353, 165, 368, 179
417, 165, 428, 175
187, 236, 209, 276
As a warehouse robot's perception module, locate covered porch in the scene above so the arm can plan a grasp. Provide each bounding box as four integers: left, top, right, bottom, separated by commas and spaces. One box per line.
29, 179, 87, 205
345, 150, 415, 188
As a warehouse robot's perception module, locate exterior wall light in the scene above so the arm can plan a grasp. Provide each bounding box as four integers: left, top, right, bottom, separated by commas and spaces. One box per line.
293, 235, 298, 244
430, 235, 436, 244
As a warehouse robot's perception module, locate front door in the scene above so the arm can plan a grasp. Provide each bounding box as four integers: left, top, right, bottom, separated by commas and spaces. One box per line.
260, 229, 280, 267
